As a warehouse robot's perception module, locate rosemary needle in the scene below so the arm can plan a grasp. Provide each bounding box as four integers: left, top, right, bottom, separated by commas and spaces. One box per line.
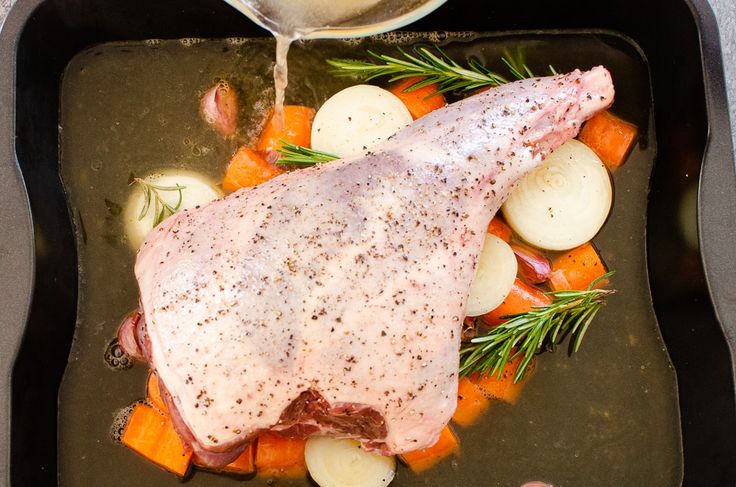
459, 272, 615, 383
132, 177, 186, 227
276, 140, 339, 167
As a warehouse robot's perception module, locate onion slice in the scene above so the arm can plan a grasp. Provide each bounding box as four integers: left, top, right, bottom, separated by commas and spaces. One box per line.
305, 437, 396, 487
466, 234, 518, 317
502, 139, 613, 251
311, 85, 412, 158
123, 170, 222, 250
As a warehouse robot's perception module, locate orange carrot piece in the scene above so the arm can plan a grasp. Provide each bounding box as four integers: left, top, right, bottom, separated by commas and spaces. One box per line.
256, 105, 316, 155
578, 110, 638, 171
548, 242, 608, 291
452, 377, 491, 427
487, 216, 512, 242
223, 147, 284, 193
483, 278, 552, 327
255, 432, 307, 477
121, 403, 192, 477
401, 425, 459, 473
470, 358, 531, 404
389, 76, 446, 120
146, 371, 168, 414
222, 443, 256, 475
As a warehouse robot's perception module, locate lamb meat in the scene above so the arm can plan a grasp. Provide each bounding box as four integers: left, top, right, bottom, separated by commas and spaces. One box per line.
132, 67, 614, 464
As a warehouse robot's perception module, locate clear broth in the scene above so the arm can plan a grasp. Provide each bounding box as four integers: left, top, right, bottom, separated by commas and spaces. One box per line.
58, 32, 682, 486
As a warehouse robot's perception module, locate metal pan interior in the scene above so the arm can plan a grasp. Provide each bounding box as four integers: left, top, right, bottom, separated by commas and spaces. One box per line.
56, 31, 679, 487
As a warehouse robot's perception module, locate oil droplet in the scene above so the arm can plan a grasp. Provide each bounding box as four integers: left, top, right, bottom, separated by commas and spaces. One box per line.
179, 37, 203, 47
338, 37, 362, 46
110, 402, 140, 442
226, 37, 247, 46
104, 338, 132, 370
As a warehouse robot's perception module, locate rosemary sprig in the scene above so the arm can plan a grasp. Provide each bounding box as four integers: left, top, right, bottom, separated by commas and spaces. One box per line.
327, 47, 554, 94
276, 140, 339, 167
132, 177, 186, 227
459, 272, 615, 383
502, 50, 557, 79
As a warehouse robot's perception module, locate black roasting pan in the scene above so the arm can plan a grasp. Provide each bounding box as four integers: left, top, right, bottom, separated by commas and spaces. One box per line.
1, 0, 734, 485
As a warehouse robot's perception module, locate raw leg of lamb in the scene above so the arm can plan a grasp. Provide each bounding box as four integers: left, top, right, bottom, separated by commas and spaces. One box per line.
130, 66, 614, 465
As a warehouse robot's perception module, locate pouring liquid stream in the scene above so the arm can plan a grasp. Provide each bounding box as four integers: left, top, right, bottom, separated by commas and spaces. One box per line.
226, 0, 384, 126
273, 35, 290, 127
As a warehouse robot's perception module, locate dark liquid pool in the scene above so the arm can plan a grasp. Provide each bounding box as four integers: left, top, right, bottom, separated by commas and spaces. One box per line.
58, 32, 682, 486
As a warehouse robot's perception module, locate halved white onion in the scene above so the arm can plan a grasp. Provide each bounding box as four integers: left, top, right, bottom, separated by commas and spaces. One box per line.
466, 234, 518, 317
305, 437, 396, 487
123, 169, 222, 250
502, 139, 613, 251
311, 84, 412, 158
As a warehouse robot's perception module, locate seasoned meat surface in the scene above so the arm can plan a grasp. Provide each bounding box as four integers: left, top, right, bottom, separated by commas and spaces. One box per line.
135, 67, 614, 460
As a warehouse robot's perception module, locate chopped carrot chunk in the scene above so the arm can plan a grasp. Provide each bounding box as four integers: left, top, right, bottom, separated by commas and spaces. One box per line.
452, 378, 491, 427
401, 425, 459, 473
222, 443, 256, 475
146, 371, 168, 414
483, 278, 552, 327
389, 76, 446, 119
470, 358, 531, 404
223, 147, 283, 193
487, 216, 512, 242
548, 242, 608, 291
256, 105, 316, 156
121, 403, 192, 477
255, 432, 307, 477
578, 110, 638, 171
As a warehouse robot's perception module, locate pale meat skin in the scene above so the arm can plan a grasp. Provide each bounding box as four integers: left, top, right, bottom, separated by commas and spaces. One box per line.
135, 67, 614, 460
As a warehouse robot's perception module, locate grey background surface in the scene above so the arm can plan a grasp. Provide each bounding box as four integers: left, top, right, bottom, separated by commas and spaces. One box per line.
0, 0, 734, 149
713, 0, 736, 155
